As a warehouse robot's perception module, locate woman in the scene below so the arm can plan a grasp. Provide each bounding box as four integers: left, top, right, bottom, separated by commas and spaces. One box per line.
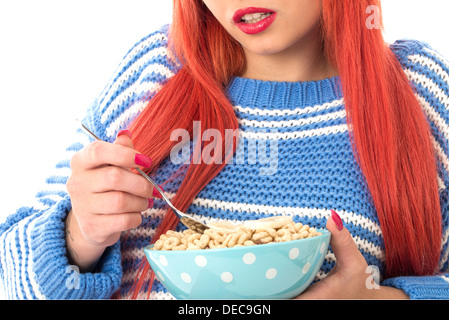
1, 0, 448, 299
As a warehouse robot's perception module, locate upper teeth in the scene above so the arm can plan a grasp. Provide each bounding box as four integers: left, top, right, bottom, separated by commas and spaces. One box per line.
241, 12, 271, 23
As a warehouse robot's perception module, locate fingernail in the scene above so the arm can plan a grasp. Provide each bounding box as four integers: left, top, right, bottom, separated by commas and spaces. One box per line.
331, 209, 344, 231
117, 129, 132, 139
148, 198, 154, 209
153, 185, 164, 199
135, 154, 153, 168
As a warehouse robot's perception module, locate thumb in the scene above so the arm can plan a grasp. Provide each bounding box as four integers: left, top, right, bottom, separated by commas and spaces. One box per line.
327, 210, 366, 271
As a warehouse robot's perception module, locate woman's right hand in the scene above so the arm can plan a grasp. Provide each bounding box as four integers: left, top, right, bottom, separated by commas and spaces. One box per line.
65, 130, 155, 271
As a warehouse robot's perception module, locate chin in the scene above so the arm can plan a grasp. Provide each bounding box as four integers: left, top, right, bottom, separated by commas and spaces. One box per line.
241, 40, 287, 56
239, 32, 305, 57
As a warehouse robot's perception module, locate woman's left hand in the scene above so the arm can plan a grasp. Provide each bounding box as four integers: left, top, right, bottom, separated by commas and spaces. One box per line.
296, 210, 409, 299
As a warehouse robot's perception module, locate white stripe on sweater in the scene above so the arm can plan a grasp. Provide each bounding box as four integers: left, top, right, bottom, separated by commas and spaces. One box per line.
414, 92, 449, 146
233, 98, 345, 117
104, 95, 346, 140
97, 33, 169, 102
423, 48, 449, 73
149, 290, 175, 300
114, 33, 169, 74
408, 54, 449, 86
100, 47, 175, 124
104, 85, 162, 138
405, 69, 449, 108
18, 215, 34, 299
26, 216, 46, 299
240, 123, 348, 140
0, 229, 14, 298
10, 227, 22, 299
238, 110, 346, 129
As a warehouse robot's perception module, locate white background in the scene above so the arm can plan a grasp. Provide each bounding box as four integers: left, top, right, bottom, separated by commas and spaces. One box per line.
0, 0, 448, 298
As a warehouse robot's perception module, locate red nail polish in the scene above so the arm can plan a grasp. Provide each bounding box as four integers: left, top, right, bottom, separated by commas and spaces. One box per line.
117, 129, 132, 139
153, 185, 164, 199
148, 198, 154, 209
135, 154, 152, 168
331, 209, 344, 231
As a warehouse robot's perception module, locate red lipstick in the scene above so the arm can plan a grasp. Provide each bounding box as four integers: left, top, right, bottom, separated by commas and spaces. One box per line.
233, 7, 277, 35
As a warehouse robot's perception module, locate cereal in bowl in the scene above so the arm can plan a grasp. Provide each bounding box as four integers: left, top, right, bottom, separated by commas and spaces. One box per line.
152, 216, 322, 251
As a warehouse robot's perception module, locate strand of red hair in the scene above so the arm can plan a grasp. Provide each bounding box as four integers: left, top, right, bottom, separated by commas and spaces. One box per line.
119, 0, 441, 299
321, 0, 441, 277
119, 0, 244, 299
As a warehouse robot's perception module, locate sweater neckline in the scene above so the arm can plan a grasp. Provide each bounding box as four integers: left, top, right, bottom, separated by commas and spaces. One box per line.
227, 76, 343, 110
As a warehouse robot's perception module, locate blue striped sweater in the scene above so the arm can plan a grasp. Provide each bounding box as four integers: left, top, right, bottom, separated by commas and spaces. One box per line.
1, 24, 449, 299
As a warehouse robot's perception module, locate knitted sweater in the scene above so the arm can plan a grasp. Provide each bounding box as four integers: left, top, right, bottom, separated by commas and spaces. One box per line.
1, 24, 449, 300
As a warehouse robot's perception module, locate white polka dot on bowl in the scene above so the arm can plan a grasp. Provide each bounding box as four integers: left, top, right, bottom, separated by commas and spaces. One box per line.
181, 272, 192, 283
159, 255, 168, 266
195, 255, 207, 267
320, 242, 326, 253
289, 248, 300, 259
266, 268, 277, 279
221, 272, 233, 283
302, 263, 311, 274
242, 252, 256, 265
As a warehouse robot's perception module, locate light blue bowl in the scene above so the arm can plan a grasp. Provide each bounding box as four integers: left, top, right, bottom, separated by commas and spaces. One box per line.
144, 229, 330, 299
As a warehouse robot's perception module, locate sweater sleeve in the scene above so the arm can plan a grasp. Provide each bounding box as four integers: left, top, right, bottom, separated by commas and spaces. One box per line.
382, 40, 449, 299
0, 105, 123, 299
0, 24, 180, 299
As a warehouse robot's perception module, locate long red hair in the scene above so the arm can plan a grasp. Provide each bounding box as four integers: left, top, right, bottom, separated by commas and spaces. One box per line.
124, 0, 441, 298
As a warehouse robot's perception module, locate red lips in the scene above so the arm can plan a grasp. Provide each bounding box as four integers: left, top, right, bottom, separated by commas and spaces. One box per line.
233, 7, 277, 35
232, 7, 274, 23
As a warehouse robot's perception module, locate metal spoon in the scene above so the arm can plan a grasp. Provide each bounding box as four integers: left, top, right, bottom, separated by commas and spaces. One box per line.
76, 120, 209, 234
